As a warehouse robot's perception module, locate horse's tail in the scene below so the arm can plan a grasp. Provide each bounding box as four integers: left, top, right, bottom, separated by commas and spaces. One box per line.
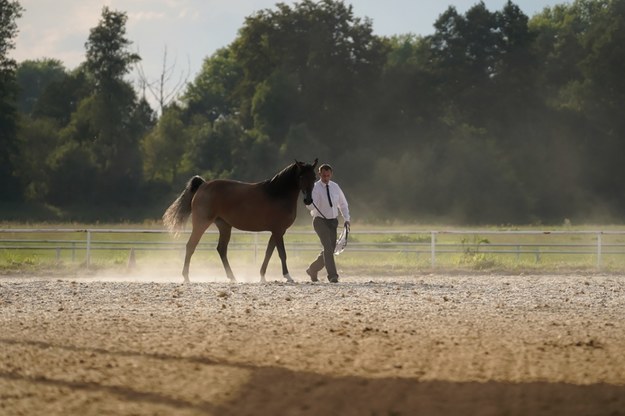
162, 176, 206, 234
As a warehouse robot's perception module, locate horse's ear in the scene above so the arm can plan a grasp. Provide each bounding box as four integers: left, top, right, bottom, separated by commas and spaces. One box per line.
312, 158, 318, 168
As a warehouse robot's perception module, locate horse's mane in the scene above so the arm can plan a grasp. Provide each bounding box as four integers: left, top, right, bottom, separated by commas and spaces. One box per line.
262, 162, 303, 197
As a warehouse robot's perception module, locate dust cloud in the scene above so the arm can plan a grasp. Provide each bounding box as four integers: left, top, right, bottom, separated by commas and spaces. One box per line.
40, 263, 293, 284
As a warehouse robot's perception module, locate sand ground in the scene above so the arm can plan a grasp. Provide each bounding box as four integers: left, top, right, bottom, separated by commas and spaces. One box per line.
1, 271, 625, 415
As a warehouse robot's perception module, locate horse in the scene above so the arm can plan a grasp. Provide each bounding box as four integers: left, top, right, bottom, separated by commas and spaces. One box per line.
163, 159, 318, 283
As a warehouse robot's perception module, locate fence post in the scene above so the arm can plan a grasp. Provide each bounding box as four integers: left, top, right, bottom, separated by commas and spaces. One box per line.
535, 249, 540, 263
86, 230, 92, 266
127, 248, 136, 269
597, 232, 602, 268
431, 231, 436, 267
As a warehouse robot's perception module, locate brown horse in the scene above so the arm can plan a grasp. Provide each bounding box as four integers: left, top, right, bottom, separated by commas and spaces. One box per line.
163, 159, 318, 283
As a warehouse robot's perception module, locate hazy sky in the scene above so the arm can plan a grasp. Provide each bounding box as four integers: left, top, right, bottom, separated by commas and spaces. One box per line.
11, 0, 570, 95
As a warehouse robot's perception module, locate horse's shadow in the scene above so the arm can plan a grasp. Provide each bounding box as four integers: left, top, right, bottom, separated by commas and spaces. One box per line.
2, 338, 624, 416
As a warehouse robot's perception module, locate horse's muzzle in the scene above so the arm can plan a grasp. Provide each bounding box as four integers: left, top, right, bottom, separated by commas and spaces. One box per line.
303, 196, 313, 205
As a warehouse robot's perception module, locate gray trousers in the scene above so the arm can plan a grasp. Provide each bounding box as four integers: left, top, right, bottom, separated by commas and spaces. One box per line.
309, 217, 339, 279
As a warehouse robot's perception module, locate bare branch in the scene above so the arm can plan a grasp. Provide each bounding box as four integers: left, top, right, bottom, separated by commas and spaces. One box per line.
134, 45, 191, 113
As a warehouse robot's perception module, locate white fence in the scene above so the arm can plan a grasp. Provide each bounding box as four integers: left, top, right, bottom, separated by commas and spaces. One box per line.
2, 228, 625, 268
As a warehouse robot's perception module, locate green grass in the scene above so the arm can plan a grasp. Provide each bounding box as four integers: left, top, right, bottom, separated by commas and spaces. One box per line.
2, 222, 625, 275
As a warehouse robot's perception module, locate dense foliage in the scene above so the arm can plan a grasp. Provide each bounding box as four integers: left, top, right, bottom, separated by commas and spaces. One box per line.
3, 0, 625, 224
0, 0, 23, 202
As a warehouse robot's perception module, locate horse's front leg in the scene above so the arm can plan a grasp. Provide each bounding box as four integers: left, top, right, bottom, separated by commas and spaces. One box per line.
260, 235, 276, 283
274, 233, 293, 283
216, 220, 236, 282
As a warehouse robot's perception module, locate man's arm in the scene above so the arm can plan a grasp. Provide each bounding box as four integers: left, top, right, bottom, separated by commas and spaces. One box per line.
337, 186, 350, 224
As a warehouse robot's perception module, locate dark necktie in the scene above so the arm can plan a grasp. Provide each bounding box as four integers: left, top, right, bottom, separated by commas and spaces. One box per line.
326, 184, 333, 207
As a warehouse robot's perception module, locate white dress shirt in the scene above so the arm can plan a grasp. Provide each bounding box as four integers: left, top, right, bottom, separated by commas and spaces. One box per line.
306, 180, 350, 221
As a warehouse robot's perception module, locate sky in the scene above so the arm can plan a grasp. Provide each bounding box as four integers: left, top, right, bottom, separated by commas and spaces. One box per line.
11, 0, 571, 101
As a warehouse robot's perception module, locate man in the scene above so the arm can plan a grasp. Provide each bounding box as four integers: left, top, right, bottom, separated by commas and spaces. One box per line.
305, 163, 350, 283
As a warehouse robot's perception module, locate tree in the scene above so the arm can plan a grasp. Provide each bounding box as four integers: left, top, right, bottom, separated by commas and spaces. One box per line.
14, 117, 61, 201
85, 6, 140, 88
136, 45, 191, 114
375, 35, 440, 150
183, 47, 242, 122
525, 0, 625, 217
33, 65, 93, 125
530, 3, 585, 101
142, 104, 188, 182
0, 0, 24, 201
16, 58, 66, 115
45, 140, 99, 206
428, 2, 503, 126
82, 7, 147, 204
232, 0, 388, 152
46, 6, 150, 208
573, 0, 625, 209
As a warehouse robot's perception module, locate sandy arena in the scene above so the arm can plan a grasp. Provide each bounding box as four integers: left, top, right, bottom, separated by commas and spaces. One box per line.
1, 271, 625, 415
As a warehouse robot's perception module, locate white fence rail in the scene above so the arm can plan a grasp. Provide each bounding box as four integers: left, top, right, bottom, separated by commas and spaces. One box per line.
2, 228, 625, 268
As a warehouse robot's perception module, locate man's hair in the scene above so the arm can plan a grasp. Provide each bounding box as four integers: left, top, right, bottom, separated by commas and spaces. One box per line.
318, 163, 333, 173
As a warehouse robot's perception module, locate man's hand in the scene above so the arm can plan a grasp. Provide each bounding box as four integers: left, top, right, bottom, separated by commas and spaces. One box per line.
344, 221, 350, 231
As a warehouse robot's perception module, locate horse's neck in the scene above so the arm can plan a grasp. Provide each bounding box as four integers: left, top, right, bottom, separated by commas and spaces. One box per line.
264, 182, 299, 200
264, 167, 298, 198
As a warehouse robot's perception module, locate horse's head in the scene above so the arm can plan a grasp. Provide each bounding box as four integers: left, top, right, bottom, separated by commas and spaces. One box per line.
296, 158, 318, 205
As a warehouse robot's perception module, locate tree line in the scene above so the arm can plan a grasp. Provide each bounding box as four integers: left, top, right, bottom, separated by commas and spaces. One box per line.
1, 0, 624, 224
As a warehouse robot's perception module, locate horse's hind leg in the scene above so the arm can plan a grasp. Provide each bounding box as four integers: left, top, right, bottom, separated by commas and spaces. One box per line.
260, 235, 276, 283
183, 218, 211, 283
215, 219, 236, 282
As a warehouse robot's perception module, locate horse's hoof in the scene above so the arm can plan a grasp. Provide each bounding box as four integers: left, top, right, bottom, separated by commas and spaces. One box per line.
283, 273, 294, 283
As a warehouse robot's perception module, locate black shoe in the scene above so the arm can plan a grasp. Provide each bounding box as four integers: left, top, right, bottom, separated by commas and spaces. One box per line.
306, 268, 318, 282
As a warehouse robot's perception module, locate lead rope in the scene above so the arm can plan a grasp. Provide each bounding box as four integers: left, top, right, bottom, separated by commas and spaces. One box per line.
312, 201, 328, 219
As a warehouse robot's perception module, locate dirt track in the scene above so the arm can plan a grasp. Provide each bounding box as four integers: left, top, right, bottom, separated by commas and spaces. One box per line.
1, 273, 625, 415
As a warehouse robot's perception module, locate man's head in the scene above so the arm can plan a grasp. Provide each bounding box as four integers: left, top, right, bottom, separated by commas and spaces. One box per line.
318, 164, 333, 184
